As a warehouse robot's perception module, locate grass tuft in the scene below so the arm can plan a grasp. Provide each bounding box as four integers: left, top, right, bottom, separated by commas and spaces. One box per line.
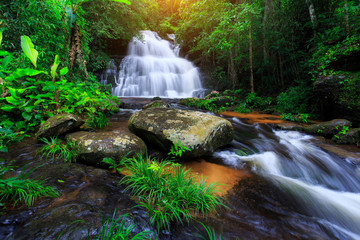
119, 154, 225, 232
0, 163, 59, 208
37, 136, 76, 162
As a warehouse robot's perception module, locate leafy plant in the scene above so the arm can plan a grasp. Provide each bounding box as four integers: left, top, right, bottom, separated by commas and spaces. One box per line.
37, 137, 76, 162
102, 156, 128, 172
86, 112, 109, 128
0, 163, 59, 207
94, 209, 152, 240
168, 140, 191, 158
195, 222, 223, 240
334, 126, 350, 139
120, 154, 225, 233
280, 113, 310, 123
0, 126, 28, 152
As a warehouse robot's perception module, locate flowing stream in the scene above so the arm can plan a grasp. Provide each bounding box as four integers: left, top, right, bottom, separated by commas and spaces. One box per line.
212, 116, 360, 240
1, 106, 360, 239
112, 31, 203, 98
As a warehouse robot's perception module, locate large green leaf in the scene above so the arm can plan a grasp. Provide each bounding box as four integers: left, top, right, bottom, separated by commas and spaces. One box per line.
0, 105, 16, 112
20, 36, 38, 68
51, 55, 61, 80
5, 68, 46, 81
59, 67, 69, 76
5, 96, 22, 106
111, 0, 131, 4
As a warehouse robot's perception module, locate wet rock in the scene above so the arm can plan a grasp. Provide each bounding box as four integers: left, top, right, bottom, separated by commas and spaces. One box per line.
128, 108, 233, 158
332, 128, 360, 146
304, 119, 351, 137
142, 100, 170, 109
66, 131, 147, 167
270, 123, 305, 132
36, 114, 84, 140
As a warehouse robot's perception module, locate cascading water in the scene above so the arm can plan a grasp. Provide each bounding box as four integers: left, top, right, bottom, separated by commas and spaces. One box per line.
112, 31, 203, 98
214, 117, 360, 240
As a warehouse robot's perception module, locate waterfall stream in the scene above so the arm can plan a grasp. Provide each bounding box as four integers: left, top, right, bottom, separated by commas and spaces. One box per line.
214, 117, 360, 240
112, 31, 203, 98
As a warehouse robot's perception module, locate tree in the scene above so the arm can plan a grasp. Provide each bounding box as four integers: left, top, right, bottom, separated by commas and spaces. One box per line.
60, 0, 131, 79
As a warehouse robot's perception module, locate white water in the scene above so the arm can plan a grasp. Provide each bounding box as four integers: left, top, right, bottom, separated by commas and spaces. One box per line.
214, 127, 360, 239
112, 31, 203, 98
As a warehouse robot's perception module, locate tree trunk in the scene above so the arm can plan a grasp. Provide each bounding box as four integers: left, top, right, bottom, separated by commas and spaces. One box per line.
68, 23, 89, 80
249, 10, 254, 93
228, 47, 238, 89
305, 0, 318, 34
344, 0, 350, 34
263, 0, 272, 62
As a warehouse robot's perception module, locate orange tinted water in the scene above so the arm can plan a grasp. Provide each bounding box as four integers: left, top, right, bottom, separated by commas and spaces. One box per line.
220, 111, 287, 124
183, 159, 251, 194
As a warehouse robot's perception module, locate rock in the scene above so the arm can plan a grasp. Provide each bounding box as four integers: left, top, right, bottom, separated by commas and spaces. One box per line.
128, 108, 234, 157
314, 74, 360, 126
66, 131, 147, 167
332, 128, 360, 145
304, 119, 352, 137
36, 114, 84, 140
142, 100, 170, 109
270, 123, 305, 132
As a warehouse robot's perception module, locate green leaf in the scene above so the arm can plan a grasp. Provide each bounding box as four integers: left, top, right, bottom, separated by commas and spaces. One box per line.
22, 112, 32, 121
111, 0, 131, 5
0, 105, 16, 112
51, 55, 60, 80
20, 35, 38, 68
58, 179, 64, 183
0, 50, 9, 56
59, 67, 69, 76
6, 96, 22, 106
5, 68, 46, 81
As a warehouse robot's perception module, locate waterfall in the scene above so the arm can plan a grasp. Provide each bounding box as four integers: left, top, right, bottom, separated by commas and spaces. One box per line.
112, 31, 203, 98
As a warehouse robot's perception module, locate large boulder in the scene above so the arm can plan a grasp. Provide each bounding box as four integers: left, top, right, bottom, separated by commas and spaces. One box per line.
66, 131, 147, 167
128, 108, 234, 157
304, 119, 352, 137
314, 74, 360, 126
36, 114, 84, 140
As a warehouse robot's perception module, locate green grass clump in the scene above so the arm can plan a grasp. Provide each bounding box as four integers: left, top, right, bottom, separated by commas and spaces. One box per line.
0, 163, 59, 208
95, 209, 153, 240
37, 137, 77, 162
120, 154, 225, 233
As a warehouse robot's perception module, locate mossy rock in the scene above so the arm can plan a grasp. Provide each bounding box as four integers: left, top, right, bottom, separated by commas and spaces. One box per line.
332, 128, 360, 145
304, 119, 352, 137
142, 100, 170, 109
36, 114, 84, 140
66, 131, 147, 167
128, 108, 234, 158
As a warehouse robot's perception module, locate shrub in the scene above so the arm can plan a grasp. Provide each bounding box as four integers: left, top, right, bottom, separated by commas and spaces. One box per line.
86, 112, 109, 128
276, 86, 315, 114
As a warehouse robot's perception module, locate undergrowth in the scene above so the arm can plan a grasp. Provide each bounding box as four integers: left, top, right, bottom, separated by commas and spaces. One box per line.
0, 162, 59, 208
